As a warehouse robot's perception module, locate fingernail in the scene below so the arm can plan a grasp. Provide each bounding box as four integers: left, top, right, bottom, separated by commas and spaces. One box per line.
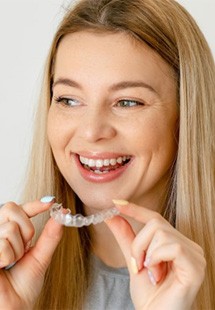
112, 199, 128, 206
40, 196, 55, 203
25, 240, 32, 253
147, 269, 157, 286
131, 257, 139, 274
4, 262, 16, 270
144, 257, 150, 268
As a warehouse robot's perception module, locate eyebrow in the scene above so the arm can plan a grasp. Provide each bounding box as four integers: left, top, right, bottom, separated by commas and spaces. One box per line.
52, 78, 158, 95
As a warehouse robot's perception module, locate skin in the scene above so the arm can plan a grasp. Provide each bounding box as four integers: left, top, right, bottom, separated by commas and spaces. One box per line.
48, 30, 179, 265
0, 31, 206, 310
48, 31, 178, 214
0, 200, 63, 309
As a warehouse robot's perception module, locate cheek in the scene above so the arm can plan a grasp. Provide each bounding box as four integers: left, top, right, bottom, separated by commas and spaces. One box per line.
152, 120, 178, 164
47, 109, 70, 153
47, 111, 59, 149
131, 115, 178, 159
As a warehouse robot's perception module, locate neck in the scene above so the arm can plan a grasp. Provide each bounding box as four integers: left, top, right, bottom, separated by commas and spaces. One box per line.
91, 222, 126, 268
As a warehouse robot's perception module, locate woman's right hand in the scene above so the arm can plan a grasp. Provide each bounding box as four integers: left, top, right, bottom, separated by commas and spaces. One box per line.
0, 199, 63, 309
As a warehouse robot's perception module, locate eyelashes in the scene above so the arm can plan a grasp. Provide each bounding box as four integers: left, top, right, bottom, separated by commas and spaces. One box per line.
53, 96, 145, 109
115, 99, 145, 108
54, 96, 81, 107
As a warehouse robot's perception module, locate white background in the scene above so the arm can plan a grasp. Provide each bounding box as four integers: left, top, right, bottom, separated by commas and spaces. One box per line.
0, 0, 214, 203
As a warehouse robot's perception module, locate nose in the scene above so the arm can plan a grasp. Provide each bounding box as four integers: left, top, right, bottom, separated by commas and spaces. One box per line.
77, 107, 117, 143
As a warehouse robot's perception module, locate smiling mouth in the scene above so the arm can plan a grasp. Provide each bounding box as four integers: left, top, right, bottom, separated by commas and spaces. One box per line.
78, 155, 132, 174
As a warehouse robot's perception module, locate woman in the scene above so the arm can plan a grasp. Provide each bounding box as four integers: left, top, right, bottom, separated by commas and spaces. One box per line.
0, 0, 214, 309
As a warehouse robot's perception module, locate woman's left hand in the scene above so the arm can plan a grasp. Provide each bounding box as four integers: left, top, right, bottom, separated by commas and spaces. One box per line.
105, 201, 206, 310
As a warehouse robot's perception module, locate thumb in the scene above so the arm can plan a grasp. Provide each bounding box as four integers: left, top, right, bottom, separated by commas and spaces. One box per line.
23, 218, 63, 275
29, 218, 63, 271
105, 215, 136, 273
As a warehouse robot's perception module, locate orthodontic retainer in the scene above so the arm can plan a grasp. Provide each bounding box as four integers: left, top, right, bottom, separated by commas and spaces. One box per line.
50, 203, 120, 227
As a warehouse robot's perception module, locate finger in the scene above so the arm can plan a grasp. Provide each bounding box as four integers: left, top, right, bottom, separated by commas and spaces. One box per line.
105, 215, 136, 273
129, 220, 172, 282
130, 219, 172, 268
112, 200, 165, 224
0, 197, 55, 245
22, 198, 55, 218
144, 242, 206, 287
113, 201, 200, 265
146, 262, 167, 285
0, 198, 55, 221
0, 203, 35, 245
137, 225, 203, 269
23, 218, 63, 275
0, 222, 25, 263
0, 239, 15, 268
147, 242, 205, 269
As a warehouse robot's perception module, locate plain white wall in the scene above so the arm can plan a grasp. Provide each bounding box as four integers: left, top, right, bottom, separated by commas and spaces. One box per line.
0, 0, 214, 203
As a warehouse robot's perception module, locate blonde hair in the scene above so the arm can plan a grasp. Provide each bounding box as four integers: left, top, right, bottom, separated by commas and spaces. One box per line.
22, 0, 215, 309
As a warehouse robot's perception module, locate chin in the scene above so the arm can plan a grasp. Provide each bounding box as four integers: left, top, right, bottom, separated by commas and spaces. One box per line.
68, 178, 129, 211
76, 192, 115, 213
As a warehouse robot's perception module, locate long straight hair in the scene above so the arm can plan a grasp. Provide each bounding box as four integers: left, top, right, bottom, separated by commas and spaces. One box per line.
21, 0, 215, 309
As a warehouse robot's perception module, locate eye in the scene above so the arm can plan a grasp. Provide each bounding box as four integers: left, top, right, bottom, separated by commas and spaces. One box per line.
54, 96, 81, 107
115, 99, 144, 108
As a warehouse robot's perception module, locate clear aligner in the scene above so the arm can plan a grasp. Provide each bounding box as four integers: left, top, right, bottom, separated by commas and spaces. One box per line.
50, 203, 120, 227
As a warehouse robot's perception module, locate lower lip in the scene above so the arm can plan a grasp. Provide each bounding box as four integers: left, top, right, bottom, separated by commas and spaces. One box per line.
74, 154, 133, 183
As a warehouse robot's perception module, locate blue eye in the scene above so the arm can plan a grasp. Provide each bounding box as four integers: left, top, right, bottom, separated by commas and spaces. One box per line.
54, 96, 80, 107
116, 99, 144, 107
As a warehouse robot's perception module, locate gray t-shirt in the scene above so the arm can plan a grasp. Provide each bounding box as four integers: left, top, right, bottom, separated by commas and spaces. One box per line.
84, 256, 135, 310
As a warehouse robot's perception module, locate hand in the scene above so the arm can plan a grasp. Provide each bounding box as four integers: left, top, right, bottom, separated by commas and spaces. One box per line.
105, 201, 206, 310
0, 200, 63, 309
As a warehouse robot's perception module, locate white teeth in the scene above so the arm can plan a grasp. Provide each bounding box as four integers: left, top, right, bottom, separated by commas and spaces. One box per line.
94, 170, 103, 174
79, 155, 131, 169
80, 156, 87, 165
95, 159, 103, 168
110, 158, 117, 166
116, 157, 122, 164
88, 159, 96, 167
104, 159, 110, 166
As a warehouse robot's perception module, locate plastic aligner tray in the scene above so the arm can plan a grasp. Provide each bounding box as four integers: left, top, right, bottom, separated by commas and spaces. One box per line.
50, 203, 120, 227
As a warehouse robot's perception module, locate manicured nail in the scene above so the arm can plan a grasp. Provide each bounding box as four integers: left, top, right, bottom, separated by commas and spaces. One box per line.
4, 262, 16, 270
147, 269, 157, 286
40, 196, 55, 203
144, 257, 150, 268
130, 257, 139, 274
25, 240, 32, 253
112, 199, 128, 206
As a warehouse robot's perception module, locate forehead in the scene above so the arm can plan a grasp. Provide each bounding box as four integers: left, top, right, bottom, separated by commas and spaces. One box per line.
53, 31, 176, 96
